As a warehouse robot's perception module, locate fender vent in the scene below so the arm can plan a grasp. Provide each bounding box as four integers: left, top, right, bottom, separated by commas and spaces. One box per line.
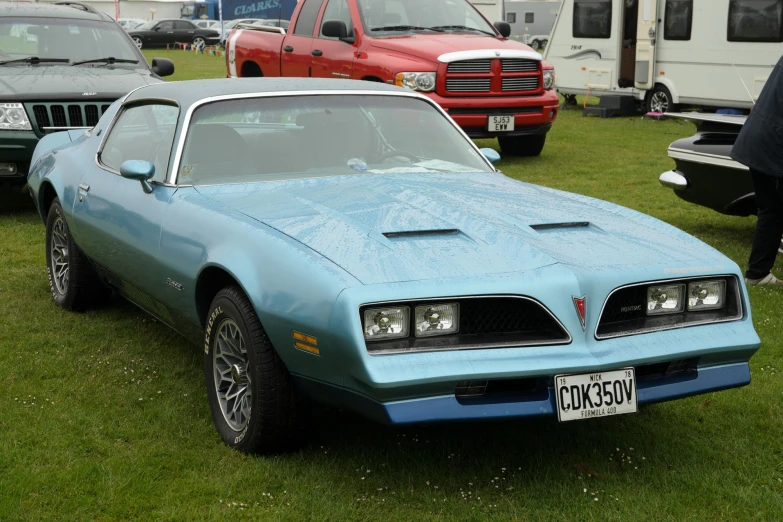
530, 222, 590, 231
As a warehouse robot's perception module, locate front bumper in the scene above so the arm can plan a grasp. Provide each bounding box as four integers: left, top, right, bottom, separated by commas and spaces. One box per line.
0, 130, 38, 178
424, 89, 560, 139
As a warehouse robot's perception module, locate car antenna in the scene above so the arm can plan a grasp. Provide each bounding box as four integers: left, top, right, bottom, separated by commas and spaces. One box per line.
732, 62, 756, 107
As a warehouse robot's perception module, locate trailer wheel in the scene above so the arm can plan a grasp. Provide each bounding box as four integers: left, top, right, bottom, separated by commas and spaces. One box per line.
530, 39, 541, 50
646, 85, 676, 114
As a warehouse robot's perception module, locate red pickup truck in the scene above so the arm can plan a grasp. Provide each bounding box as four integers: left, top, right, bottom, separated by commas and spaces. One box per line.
226, 0, 558, 156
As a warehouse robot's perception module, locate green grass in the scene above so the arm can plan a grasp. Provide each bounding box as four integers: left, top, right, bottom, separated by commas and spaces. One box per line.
2, 54, 783, 521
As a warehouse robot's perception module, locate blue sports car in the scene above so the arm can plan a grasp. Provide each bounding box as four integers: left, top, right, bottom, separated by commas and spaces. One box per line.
28, 78, 760, 453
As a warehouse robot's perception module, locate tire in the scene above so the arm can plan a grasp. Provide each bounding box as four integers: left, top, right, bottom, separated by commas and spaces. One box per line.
132, 36, 142, 50
193, 37, 206, 50
45, 198, 110, 312
498, 134, 547, 157
204, 286, 306, 454
530, 39, 541, 50
646, 85, 676, 114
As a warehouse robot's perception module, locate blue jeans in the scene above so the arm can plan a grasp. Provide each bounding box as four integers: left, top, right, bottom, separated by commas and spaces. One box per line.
746, 170, 783, 280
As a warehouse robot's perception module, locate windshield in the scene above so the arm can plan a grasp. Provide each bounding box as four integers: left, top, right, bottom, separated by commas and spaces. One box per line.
0, 17, 139, 63
135, 21, 157, 30
179, 95, 492, 185
356, 0, 497, 36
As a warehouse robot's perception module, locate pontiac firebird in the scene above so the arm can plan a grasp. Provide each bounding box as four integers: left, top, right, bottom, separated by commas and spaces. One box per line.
27, 78, 760, 453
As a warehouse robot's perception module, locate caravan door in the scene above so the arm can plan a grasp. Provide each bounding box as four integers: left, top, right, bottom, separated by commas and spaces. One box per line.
634, 0, 658, 90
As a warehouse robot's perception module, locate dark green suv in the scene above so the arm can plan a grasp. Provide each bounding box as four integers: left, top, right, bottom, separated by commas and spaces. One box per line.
0, 1, 174, 193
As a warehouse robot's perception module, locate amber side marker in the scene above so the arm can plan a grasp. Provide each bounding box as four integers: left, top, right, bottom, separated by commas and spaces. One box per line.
293, 331, 320, 355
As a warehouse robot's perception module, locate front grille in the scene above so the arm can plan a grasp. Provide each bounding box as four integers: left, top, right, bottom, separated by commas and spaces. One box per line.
446, 78, 491, 92
27, 102, 114, 135
361, 296, 570, 354
502, 59, 539, 72
448, 60, 492, 73
502, 77, 539, 91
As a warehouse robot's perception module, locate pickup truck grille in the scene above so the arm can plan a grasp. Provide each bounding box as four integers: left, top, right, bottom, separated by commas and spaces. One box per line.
26, 102, 113, 135
443, 58, 541, 95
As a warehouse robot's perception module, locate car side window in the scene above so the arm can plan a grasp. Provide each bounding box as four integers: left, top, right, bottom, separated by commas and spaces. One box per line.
294, 0, 324, 35
174, 21, 194, 30
100, 104, 179, 183
157, 21, 174, 31
320, 0, 354, 38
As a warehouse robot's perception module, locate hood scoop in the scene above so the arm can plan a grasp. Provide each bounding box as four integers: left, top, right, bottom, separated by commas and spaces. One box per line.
376, 228, 476, 250
530, 222, 591, 232
383, 229, 461, 239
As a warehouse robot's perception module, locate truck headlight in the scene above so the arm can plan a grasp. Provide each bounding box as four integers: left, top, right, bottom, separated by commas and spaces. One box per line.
0, 103, 32, 131
414, 303, 459, 337
647, 284, 685, 315
687, 280, 726, 311
363, 307, 410, 340
395, 72, 437, 92
543, 69, 556, 90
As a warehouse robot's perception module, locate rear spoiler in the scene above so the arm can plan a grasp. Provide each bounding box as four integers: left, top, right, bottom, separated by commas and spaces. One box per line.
234, 23, 286, 35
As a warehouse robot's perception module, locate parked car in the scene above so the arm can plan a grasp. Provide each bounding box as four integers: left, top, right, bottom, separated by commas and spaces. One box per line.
228, 0, 559, 157
117, 17, 146, 31
251, 19, 290, 30
127, 18, 220, 49
28, 78, 760, 454
0, 0, 173, 195
194, 19, 221, 30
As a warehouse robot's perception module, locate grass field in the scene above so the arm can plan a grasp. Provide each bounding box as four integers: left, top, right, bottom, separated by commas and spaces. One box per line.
1, 52, 782, 521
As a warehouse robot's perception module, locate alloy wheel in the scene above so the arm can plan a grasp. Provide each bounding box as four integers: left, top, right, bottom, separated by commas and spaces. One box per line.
132, 37, 142, 49
213, 318, 252, 432
650, 91, 669, 113
50, 215, 69, 295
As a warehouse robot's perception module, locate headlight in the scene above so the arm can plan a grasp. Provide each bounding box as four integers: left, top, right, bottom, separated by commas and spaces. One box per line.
543, 69, 556, 90
0, 103, 32, 131
647, 284, 685, 315
395, 72, 437, 92
363, 307, 409, 340
414, 303, 459, 337
687, 280, 726, 311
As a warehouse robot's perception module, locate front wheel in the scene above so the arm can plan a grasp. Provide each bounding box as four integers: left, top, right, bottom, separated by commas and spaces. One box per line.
204, 286, 306, 454
646, 85, 676, 113
132, 36, 142, 49
498, 134, 547, 157
530, 39, 541, 51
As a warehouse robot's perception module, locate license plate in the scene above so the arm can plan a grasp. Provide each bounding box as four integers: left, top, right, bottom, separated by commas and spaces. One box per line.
555, 368, 637, 422
488, 115, 514, 132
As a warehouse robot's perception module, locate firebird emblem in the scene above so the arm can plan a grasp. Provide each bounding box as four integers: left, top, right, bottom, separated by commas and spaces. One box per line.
573, 296, 586, 331
82, 92, 97, 96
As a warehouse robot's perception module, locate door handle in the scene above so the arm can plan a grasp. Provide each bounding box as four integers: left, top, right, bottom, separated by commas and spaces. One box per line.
312, 49, 323, 57
283, 45, 294, 52
79, 183, 90, 192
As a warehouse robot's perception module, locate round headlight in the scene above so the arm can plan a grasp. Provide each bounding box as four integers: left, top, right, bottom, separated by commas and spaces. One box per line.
415, 73, 435, 91
0, 108, 6, 123
6, 108, 24, 125
543, 70, 556, 90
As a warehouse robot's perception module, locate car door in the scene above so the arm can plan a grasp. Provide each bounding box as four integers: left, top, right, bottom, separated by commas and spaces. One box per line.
174, 20, 197, 43
71, 103, 180, 317
152, 20, 175, 45
281, 0, 323, 76
310, 0, 357, 79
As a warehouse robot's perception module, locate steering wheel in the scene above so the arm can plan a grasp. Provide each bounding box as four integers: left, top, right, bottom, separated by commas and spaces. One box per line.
375, 149, 420, 163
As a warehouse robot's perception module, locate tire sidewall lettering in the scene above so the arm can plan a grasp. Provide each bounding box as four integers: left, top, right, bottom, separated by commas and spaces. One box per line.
204, 306, 224, 354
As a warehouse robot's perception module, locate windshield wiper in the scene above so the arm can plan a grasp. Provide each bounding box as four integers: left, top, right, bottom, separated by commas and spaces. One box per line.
370, 25, 444, 32
428, 25, 496, 36
72, 57, 139, 66
0, 57, 70, 66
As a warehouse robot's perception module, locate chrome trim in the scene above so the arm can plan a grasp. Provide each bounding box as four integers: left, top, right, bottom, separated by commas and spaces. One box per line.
594, 275, 744, 340
169, 89, 497, 186
236, 23, 285, 34
42, 126, 91, 131
438, 49, 542, 63
360, 294, 572, 356
659, 170, 689, 191
668, 148, 749, 171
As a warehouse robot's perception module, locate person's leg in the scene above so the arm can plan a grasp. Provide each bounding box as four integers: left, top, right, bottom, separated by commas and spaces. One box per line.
746, 171, 783, 281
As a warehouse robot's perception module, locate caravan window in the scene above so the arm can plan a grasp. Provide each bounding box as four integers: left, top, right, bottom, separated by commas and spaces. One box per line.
525, 12, 535, 23
573, 0, 612, 39
664, 0, 693, 40
728, 0, 783, 42
506, 12, 517, 23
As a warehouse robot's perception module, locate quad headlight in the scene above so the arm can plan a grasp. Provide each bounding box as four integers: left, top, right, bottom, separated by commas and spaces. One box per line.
394, 72, 437, 92
543, 69, 556, 90
687, 280, 726, 311
647, 284, 685, 315
363, 302, 461, 341
646, 280, 727, 316
0, 103, 32, 131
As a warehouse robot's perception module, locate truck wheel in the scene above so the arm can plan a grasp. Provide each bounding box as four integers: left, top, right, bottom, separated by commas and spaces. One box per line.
132, 36, 142, 49
498, 135, 547, 157
45, 198, 111, 312
204, 286, 307, 454
646, 85, 676, 113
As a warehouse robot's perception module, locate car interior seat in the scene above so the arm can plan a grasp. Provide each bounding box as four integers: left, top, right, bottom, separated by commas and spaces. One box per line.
181, 124, 248, 183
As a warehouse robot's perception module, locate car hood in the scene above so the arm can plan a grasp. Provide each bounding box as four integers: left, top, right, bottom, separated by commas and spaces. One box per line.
368, 34, 533, 64
195, 173, 727, 285
0, 65, 161, 102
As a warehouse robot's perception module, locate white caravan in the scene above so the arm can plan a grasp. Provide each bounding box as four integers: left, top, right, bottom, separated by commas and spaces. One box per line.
543, 0, 781, 112
471, 0, 505, 23
505, 1, 562, 49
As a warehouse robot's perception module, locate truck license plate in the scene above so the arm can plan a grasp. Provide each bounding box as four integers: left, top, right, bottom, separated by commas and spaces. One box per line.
488, 115, 514, 132
555, 368, 637, 422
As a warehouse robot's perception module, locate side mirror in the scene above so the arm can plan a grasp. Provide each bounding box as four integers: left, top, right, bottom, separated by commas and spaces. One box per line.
480, 148, 501, 165
322, 20, 354, 43
120, 160, 155, 193
494, 21, 511, 38
151, 57, 175, 77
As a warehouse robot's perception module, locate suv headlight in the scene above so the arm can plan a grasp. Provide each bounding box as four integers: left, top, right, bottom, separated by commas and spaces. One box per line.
0, 103, 32, 131
395, 72, 437, 92
543, 69, 556, 90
